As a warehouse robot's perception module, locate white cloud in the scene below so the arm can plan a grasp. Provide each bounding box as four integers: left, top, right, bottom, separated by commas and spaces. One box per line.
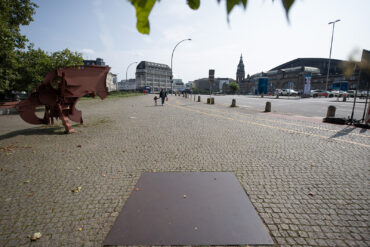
81, 48, 95, 54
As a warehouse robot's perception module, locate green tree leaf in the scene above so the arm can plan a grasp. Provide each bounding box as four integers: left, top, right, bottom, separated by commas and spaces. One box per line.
226, 0, 247, 14
129, 0, 157, 34
282, 0, 294, 21
128, 0, 296, 35
187, 0, 200, 10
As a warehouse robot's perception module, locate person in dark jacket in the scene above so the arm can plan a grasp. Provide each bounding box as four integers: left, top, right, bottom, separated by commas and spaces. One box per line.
159, 88, 167, 105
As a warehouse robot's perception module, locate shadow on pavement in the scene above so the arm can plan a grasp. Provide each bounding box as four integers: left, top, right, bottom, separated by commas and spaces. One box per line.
330, 126, 356, 138
0, 126, 65, 140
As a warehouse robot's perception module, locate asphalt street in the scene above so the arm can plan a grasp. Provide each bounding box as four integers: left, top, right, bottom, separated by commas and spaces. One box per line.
210, 95, 369, 120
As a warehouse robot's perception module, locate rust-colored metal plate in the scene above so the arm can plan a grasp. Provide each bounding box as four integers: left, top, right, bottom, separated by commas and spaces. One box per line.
104, 172, 274, 246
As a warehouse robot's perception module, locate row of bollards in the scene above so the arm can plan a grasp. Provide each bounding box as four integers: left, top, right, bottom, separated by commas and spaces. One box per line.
177, 93, 272, 112
177, 93, 343, 122
175, 93, 202, 103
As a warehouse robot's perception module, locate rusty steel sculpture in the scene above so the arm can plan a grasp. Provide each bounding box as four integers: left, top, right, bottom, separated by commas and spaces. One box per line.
1, 66, 110, 133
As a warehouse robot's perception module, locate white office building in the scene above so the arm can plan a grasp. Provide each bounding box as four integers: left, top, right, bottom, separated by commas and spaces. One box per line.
135, 61, 171, 93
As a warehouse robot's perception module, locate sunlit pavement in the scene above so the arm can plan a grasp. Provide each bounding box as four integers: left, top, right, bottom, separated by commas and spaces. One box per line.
0, 94, 369, 246
210, 94, 368, 120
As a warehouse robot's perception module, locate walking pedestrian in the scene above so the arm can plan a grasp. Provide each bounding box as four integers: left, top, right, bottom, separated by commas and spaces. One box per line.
159, 88, 167, 106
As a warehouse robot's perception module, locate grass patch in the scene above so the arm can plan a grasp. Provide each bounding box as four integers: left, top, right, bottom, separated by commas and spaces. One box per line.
80, 91, 142, 101
108, 91, 142, 98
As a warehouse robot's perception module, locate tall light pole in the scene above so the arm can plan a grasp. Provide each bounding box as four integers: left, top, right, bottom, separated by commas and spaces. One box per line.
171, 38, 191, 93
125, 62, 138, 91
325, 19, 340, 91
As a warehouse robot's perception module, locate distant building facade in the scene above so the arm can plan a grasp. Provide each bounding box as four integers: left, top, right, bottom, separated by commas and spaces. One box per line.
270, 58, 343, 75
236, 54, 245, 83
83, 58, 106, 66
118, 79, 136, 91
106, 72, 117, 92
135, 61, 171, 93
193, 78, 235, 93
239, 58, 361, 94
173, 79, 185, 92
218, 78, 230, 91
193, 78, 218, 92
185, 82, 192, 90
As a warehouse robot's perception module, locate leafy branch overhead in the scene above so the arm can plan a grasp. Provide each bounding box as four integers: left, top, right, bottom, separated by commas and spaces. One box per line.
128, 0, 296, 34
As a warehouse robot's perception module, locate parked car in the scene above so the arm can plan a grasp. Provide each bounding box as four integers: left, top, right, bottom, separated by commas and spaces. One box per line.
328, 90, 347, 98
359, 90, 369, 98
346, 90, 369, 98
0, 90, 27, 102
346, 90, 355, 98
275, 89, 282, 95
281, 89, 298, 96
311, 90, 328, 97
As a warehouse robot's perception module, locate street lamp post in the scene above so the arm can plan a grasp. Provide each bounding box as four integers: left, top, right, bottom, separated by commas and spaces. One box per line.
325, 19, 340, 91
125, 62, 138, 91
171, 38, 191, 93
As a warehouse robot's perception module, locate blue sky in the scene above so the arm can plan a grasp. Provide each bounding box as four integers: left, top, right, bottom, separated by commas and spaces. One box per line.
21, 0, 370, 83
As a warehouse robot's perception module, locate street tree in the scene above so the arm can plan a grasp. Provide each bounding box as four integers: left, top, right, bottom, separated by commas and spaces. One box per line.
0, 0, 37, 91
229, 82, 239, 95
15, 46, 83, 92
14, 45, 50, 92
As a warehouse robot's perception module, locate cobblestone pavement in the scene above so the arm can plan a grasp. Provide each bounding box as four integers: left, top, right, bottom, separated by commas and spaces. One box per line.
0, 94, 369, 247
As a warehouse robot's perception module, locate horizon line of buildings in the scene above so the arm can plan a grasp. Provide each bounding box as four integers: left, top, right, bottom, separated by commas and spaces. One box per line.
84, 50, 369, 93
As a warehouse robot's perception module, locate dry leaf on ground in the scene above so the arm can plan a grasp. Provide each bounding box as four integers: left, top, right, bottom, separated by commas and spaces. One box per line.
30, 232, 42, 241
71, 186, 82, 193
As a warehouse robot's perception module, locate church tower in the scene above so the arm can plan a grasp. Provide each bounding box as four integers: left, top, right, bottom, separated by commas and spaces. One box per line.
236, 54, 245, 83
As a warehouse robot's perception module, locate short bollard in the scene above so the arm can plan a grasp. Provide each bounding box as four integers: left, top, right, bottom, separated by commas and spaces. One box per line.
198, 96, 201, 102
261, 94, 264, 98
231, 99, 236, 107
326, 105, 336, 117
343, 96, 346, 102
265, 102, 271, 112
276, 94, 279, 99
207, 97, 215, 104
194, 95, 196, 101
